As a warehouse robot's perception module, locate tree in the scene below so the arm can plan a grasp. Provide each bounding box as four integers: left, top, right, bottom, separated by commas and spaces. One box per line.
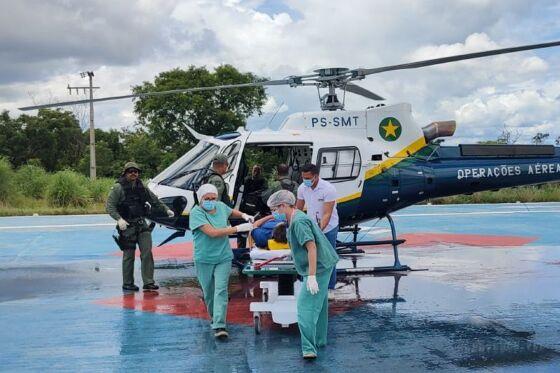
496, 125, 520, 144
0, 111, 28, 167
133, 65, 267, 154
532, 132, 549, 145
478, 125, 521, 145
78, 128, 125, 177
20, 109, 85, 171
121, 129, 166, 178
78, 141, 116, 178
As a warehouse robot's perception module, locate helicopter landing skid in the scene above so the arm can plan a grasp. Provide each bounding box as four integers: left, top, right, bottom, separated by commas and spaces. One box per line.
337, 214, 410, 273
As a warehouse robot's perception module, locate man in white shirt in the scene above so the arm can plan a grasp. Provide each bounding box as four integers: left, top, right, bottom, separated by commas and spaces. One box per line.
296, 163, 339, 294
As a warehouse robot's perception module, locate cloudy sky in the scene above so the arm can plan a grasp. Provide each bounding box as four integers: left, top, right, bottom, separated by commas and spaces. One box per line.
1, 0, 560, 144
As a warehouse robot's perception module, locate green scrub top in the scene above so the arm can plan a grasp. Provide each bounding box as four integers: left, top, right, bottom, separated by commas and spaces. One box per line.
189, 201, 234, 264
287, 210, 339, 276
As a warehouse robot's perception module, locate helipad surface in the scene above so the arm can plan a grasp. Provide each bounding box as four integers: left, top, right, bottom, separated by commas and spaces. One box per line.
1, 203, 559, 372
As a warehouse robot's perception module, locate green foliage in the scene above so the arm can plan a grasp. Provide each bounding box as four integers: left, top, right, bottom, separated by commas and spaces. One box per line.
0, 111, 28, 167
22, 109, 85, 171
0, 157, 16, 202
78, 142, 118, 177
15, 164, 49, 199
121, 129, 164, 178
243, 147, 286, 183
432, 184, 560, 204
88, 178, 115, 203
532, 132, 550, 145
46, 170, 90, 207
133, 65, 267, 154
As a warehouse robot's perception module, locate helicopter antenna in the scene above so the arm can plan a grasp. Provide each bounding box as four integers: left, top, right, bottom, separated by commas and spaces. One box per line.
267, 100, 285, 127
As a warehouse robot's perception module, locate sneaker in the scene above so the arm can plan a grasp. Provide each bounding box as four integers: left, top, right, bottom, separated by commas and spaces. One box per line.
214, 328, 229, 339
122, 284, 140, 291
303, 352, 317, 360
143, 283, 160, 291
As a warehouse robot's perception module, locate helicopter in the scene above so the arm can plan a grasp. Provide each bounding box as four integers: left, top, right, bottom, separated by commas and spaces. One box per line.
20, 40, 560, 271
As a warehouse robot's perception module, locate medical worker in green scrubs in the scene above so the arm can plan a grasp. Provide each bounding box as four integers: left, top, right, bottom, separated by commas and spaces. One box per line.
267, 190, 339, 359
189, 184, 254, 339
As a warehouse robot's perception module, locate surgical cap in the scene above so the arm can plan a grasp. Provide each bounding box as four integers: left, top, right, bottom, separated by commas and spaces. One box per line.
267, 189, 296, 208
197, 184, 218, 202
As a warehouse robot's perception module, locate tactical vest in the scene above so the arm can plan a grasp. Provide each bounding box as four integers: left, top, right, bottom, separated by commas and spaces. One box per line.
202, 171, 232, 206
116, 177, 149, 220
279, 177, 298, 194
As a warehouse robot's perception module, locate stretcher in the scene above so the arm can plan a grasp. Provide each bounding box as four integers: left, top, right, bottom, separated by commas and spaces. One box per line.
242, 260, 300, 334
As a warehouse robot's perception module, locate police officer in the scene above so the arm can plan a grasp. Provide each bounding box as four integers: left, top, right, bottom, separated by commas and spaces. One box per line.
106, 162, 175, 291
204, 154, 232, 207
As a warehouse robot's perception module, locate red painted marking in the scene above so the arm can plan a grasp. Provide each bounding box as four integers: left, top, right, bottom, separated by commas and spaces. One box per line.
110, 239, 237, 260
402, 233, 537, 247
359, 232, 536, 251
96, 281, 364, 328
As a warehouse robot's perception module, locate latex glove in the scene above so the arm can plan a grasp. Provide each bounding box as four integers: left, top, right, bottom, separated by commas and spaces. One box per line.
117, 218, 129, 231
167, 209, 175, 218
241, 213, 255, 223
236, 222, 254, 233
306, 275, 319, 295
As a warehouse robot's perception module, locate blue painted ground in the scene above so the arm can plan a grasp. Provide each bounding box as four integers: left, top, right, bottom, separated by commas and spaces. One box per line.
1, 203, 559, 372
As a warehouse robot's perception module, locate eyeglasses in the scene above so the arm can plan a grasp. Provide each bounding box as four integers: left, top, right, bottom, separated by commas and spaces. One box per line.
126, 169, 139, 174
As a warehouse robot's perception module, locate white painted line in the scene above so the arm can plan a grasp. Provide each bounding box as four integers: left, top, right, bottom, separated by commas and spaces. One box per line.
0, 213, 108, 219
0, 223, 114, 230
420, 202, 560, 207
393, 210, 560, 217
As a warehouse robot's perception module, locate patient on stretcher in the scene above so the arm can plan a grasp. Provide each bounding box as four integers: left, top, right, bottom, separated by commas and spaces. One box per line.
250, 220, 291, 260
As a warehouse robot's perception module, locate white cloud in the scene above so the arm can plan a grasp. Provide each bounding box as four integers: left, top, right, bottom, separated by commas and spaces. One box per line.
1, 0, 560, 146
261, 95, 288, 114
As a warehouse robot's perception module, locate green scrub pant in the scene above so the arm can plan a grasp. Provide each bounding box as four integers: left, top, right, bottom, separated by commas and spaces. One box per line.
121, 221, 154, 286
195, 260, 231, 329
297, 267, 334, 356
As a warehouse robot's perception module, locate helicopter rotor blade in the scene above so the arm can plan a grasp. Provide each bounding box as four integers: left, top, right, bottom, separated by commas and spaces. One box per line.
18, 78, 295, 111
345, 83, 384, 101
355, 40, 560, 76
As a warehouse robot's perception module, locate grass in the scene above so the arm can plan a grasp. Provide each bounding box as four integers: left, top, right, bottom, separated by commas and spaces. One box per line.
0, 198, 106, 216
0, 163, 116, 216
1, 160, 560, 216
431, 184, 560, 204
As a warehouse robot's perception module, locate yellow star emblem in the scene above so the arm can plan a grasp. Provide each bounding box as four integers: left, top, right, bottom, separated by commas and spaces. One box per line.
382, 119, 399, 138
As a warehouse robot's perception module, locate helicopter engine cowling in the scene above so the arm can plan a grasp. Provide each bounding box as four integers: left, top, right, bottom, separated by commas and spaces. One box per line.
422, 121, 456, 142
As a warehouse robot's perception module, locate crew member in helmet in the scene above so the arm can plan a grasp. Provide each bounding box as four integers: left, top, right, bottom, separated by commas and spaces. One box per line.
204, 154, 232, 206
106, 162, 175, 291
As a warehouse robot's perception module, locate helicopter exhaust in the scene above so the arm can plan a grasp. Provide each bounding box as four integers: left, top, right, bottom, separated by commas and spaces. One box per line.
422, 121, 456, 142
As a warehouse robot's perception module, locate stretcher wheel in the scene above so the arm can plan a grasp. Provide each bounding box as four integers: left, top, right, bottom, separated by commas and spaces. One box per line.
254, 314, 261, 334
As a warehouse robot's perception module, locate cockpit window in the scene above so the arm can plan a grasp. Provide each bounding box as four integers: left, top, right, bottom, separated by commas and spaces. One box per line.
222, 141, 241, 175
159, 141, 219, 189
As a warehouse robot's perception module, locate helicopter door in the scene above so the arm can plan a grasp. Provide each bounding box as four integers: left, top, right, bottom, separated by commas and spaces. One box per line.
422, 166, 436, 198
387, 168, 401, 205
398, 166, 425, 203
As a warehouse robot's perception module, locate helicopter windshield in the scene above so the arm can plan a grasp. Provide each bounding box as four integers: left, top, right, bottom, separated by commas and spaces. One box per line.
157, 141, 219, 189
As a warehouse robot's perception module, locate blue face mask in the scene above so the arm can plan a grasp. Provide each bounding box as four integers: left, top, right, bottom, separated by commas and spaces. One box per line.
303, 178, 314, 187
201, 200, 216, 211
272, 211, 287, 221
